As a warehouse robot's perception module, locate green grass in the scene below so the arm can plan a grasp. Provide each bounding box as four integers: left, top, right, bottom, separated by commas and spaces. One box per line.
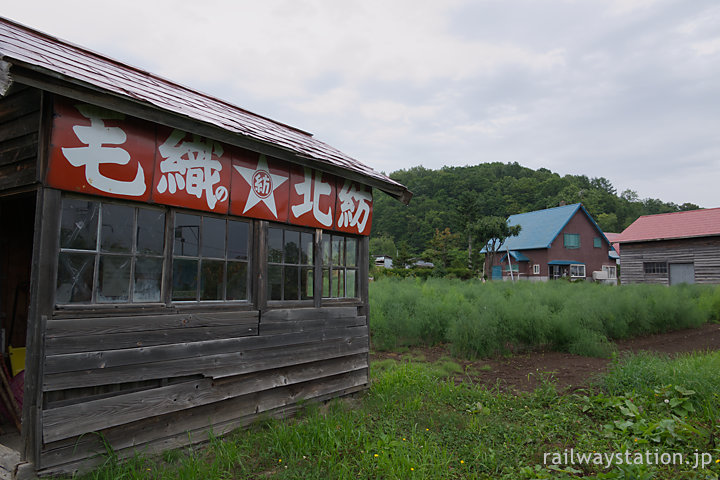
369, 278, 720, 358
61, 351, 720, 480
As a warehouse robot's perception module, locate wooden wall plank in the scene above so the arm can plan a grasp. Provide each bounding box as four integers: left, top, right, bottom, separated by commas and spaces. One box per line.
261, 306, 357, 323
42, 354, 367, 443
44, 333, 369, 390
39, 371, 368, 471
259, 315, 366, 335
0, 85, 40, 123
44, 324, 367, 374
45, 311, 259, 337
0, 133, 38, 167
45, 324, 258, 355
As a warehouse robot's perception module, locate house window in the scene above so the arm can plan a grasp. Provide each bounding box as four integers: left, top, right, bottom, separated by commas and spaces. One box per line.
57, 198, 166, 304
593, 237, 602, 248
570, 264, 586, 278
602, 265, 617, 278
533, 264, 540, 275
267, 226, 314, 301
322, 234, 358, 298
172, 213, 250, 301
644, 262, 667, 274
504, 264, 519, 273
564, 233, 580, 249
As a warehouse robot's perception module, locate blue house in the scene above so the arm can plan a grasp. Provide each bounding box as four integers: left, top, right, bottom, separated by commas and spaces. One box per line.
483, 204, 617, 281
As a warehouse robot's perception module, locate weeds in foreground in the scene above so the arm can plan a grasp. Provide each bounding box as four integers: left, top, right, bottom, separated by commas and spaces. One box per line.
63, 351, 720, 480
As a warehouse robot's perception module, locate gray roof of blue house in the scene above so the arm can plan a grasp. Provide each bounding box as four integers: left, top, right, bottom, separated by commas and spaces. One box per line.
484, 203, 612, 252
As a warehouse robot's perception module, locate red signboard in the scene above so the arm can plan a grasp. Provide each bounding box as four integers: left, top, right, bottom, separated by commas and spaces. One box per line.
288, 165, 337, 230
152, 126, 231, 214
229, 150, 290, 222
335, 179, 373, 236
47, 98, 373, 235
48, 98, 156, 202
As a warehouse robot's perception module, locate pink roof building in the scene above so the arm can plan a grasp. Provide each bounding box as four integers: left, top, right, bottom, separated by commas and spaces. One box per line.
617, 208, 720, 285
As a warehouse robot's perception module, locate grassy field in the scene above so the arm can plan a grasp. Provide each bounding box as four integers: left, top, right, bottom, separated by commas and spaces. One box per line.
63, 350, 720, 479
370, 278, 720, 358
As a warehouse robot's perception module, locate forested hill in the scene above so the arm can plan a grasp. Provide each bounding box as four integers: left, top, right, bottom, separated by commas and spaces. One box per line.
371, 162, 699, 256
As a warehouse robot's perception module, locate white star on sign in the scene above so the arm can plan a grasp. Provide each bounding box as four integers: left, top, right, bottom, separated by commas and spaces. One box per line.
233, 155, 288, 218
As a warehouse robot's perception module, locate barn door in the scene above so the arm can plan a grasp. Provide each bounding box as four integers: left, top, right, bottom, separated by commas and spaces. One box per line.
669, 263, 695, 285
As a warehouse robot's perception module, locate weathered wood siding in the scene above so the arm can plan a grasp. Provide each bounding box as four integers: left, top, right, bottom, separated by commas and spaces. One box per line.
620, 237, 720, 285
0, 84, 39, 192
38, 306, 369, 474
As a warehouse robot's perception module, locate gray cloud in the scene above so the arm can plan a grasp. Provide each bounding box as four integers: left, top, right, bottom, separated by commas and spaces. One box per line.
4, 0, 719, 207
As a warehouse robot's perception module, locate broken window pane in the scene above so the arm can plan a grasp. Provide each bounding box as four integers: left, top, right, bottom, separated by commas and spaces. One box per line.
101, 204, 133, 253
134, 256, 163, 302
60, 199, 98, 250
98, 255, 131, 302
172, 258, 198, 300
56, 253, 95, 303
137, 209, 165, 255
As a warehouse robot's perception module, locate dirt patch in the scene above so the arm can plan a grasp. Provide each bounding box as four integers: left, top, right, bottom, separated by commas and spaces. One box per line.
370, 323, 720, 393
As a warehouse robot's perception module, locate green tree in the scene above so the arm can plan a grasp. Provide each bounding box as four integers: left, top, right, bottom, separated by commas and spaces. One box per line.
472, 216, 522, 278
422, 228, 464, 269
369, 235, 396, 258
394, 241, 412, 269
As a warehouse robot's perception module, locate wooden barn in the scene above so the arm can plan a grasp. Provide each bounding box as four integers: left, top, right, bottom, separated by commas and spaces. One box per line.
0, 17, 411, 477
618, 208, 720, 285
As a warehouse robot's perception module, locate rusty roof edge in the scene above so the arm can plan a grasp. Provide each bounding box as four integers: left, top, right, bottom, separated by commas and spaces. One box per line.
0, 58, 12, 96
8, 60, 413, 204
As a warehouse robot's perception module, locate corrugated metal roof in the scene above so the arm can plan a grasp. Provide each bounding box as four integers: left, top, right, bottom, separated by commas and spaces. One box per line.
0, 16, 411, 203
481, 203, 611, 253
498, 203, 582, 250
618, 208, 720, 243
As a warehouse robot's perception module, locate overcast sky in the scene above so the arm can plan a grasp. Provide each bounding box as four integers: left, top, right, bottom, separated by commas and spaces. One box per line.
5, 1, 719, 207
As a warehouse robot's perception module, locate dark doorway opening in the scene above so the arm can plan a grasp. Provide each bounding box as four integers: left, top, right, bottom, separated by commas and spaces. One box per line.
0, 192, 35, 448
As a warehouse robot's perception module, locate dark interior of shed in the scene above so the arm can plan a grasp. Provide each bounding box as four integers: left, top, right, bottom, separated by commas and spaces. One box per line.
0, 192, 35, 443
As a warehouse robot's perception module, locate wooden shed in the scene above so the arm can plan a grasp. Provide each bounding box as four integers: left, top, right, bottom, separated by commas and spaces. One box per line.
0, 17, 411, 476
618, 208, 720, 285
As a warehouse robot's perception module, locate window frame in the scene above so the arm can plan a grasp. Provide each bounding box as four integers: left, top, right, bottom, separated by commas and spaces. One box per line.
643, 262, 667, 275
593, 237, 602, 248
569, 264, 586, 278
602, 264, 617, 279
56, 197, 168, 305
266, 224, 315, 303
564, 233, 580, 249
321, 232, 360, 300
533, 264, 540, 275
171, 210, 253, 303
